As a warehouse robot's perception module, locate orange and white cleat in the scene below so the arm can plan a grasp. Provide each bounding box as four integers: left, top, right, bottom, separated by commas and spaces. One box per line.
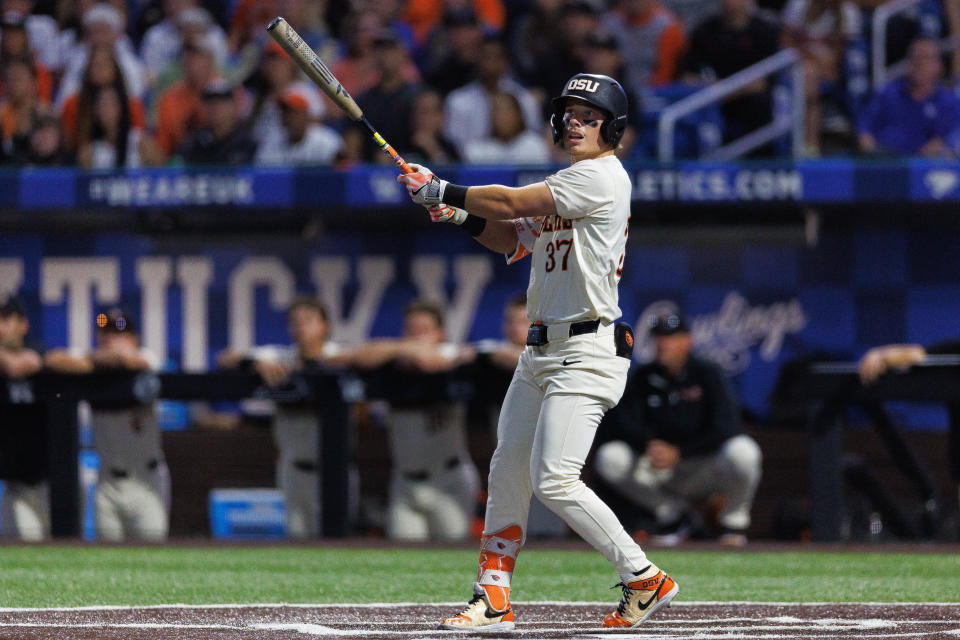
438, 582, 515, 633
602, 564, 678, 628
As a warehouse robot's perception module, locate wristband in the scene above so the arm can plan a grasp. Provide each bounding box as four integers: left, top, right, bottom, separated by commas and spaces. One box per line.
443, 183, 469, 209
462, 214, 486, 237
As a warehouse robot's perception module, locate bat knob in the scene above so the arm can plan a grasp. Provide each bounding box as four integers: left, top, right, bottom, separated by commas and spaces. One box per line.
266, 16, 284, 31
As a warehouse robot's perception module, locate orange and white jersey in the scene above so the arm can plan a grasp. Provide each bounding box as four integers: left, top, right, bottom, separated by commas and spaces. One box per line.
520, 155, 631, 325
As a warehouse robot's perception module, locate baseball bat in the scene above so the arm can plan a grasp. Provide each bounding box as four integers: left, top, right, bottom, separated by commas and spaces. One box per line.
266, 16, 414, 174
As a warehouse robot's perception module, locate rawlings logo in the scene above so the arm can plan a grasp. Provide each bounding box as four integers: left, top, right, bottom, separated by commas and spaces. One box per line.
567, 78, 599, 93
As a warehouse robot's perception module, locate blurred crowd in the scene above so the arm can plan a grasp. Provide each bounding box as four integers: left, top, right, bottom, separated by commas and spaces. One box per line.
1, 0, 959, 167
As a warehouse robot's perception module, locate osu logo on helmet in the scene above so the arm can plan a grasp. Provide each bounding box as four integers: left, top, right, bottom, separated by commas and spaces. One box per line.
566, 78, 599, 93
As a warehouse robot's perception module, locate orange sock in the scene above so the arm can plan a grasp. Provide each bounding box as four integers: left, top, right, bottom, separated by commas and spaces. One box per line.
476, 525, 522, 611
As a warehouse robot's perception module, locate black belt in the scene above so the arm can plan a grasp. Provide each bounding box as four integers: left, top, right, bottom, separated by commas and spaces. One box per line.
109, 458, 159, 479
293, 459, 318, 473
402, 456, 460, 482
526, 320, 600, 346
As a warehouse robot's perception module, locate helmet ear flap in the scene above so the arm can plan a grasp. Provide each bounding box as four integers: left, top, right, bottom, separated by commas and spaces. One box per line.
550, 109, 564, 145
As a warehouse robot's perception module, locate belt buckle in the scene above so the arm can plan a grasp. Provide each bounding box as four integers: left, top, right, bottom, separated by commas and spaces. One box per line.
526, 324, 548, 346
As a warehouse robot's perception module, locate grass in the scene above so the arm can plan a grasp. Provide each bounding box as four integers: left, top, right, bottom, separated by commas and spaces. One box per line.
0, 546, 958, 607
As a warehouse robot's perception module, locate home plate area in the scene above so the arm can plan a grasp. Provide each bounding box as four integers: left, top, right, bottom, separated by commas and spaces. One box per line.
1, 602, 958, 639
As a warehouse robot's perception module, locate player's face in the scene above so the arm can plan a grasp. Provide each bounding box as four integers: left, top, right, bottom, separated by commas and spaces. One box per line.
288, 307, 327, 346
502, 304, 529, 347
562, 101, 607, 157
654, 333, 693, 373
403, 311, 444, 343
0, 314, 27, 347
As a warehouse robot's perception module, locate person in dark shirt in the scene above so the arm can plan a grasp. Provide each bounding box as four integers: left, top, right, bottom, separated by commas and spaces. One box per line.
177, 79, 255, 165
859, 340, 960, 521
343, 28, 421, 164
0, 293, 47, 540
594, 311, 762, 546
682, 0, 781, 147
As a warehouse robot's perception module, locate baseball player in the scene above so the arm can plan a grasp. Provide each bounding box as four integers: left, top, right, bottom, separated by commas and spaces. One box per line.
399, 73, 677, 631
217, 297, 351, 538
45, 309, 168, 541
350, 299, 480, 542
0, 294, 47, 540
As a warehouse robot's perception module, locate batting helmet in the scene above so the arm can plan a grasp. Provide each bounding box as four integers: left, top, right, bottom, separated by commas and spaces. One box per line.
550, 73, 628, 147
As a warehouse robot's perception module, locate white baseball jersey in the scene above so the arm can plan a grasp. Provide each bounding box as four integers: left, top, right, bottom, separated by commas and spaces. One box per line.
511, 155, 631, 324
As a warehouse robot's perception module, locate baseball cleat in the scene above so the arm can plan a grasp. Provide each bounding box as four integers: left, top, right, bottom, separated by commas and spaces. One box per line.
438, 582, 515, 632
602, 564, 678, 628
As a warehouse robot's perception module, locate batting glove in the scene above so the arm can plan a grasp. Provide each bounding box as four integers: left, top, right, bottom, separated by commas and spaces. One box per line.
427, 204, 468, 224
398, 163, 447, 207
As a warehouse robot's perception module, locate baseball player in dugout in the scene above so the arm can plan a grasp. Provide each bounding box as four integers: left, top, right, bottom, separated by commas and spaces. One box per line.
44, 309, 169, 542
349, 299, 480, 542
399, 73, 678, 631
0, 294, 48, 540
217, 298, 352, 538
594, 312, 763, 548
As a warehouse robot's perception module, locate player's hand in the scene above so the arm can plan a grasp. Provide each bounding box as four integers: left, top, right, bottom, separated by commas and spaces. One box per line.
427, 204, 468, 224
255, 360, 289, 388
398, 163, 447, 206
647, 439, 680, 470
857, 345, 926, 385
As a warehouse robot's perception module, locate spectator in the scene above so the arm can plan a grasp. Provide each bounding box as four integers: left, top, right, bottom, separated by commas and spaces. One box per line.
511, 0, 566, 89
227, 0, 283, 52
327, 12, 383, 110
594, 312, 762, 546
343, 28, 421, 164
403, 0, 505, 46
217, 298, 354, 538
250, 40, 325, 145
781, 0, 862, 155
443, 34, 541, 154
682, 0, 781, 147
355, 0, 416, 52
177, 79, 255, 165
57, 3, 146, 104
62, 43, 148, 161
153, 33, 218, 158
601, 0, 688, 92
0, 56, 45, 163
76, 85, 145, 168
0, 11, 52, 104
44, 309, 169, 542
0, 0, 59, 69
0, 293, 47, 541
254, 85, 343, 166
25, 109, 61, 164
349, 299, 480, 542
463, 90, 551, 164
405, 87, 462, 165
521, 0, 605, 103
140, 1, 228, 85
583, 31, 637, 159
859, 340, 960, 521
423, 8, 485, 96
858, 38, 960, 158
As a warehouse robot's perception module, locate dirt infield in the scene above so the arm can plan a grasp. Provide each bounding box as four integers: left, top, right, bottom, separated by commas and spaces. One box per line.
1, 602, 958, 639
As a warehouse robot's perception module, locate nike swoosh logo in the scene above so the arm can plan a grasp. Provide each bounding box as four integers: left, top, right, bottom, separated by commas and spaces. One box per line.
411, 183, 427, 195
484, 607, 510, 619
562, 359, 581, 366
636, 580, 665, 610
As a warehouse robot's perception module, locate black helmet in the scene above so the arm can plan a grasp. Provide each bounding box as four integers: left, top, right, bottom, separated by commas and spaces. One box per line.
550, 73, 628, 147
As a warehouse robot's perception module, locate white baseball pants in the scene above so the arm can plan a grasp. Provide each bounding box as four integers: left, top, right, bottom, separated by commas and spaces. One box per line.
484, 325, 649, 577
595, 434, 763, 530
0, 481, 49, 541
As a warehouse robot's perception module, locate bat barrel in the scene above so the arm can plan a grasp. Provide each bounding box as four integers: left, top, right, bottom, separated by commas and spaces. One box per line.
266, 16, 283, 31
